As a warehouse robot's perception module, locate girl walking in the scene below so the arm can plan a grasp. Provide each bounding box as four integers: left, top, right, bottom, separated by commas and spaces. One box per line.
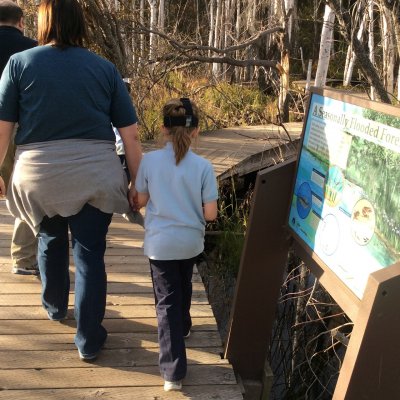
135, 98, 218, 391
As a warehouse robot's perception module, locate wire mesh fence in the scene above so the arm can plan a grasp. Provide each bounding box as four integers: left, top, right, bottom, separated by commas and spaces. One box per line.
268, 250, 353, 400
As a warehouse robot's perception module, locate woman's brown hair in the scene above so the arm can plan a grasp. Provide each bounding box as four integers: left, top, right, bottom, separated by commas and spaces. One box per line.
163, 99, 199, 165
37, 0, 87, 47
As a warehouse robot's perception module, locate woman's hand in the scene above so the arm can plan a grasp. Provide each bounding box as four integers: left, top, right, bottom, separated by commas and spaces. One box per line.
0, 176, 5, 198
128, 185, 138, 211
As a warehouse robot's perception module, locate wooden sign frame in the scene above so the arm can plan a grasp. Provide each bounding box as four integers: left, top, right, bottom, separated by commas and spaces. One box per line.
287, 87, 400, 305
225, 88, 400, 399
287, 87, 400, 398
224, 158, 297, 379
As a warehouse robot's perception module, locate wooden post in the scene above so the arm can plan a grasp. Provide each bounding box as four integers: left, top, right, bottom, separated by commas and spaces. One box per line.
224, 159, 296, 379
333, 262, 400, 399
305, 59, 313, 93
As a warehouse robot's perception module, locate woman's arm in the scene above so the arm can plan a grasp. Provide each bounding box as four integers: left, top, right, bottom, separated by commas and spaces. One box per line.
0, 121, 15, 197
203, 200, 218, 221
118, 123, 142, 209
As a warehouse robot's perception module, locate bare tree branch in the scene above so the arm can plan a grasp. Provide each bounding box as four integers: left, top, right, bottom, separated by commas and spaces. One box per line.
150, 53, 281, 69
80, 0, 128, 75
135, 24, 284, 54
326, 0, 391, 103
133, 23, 283, 71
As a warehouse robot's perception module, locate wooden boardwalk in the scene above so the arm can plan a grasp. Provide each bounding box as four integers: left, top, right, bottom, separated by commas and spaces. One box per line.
143, 122, 303, 180
0, 123, 302, 399
0, 203, 243, 399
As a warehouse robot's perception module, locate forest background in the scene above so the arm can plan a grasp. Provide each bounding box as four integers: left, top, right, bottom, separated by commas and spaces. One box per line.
15, 1, 400, 398
17, 0, 400, 140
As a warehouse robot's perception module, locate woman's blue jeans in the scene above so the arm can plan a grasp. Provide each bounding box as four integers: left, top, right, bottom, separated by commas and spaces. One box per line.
38, 204, 112, 355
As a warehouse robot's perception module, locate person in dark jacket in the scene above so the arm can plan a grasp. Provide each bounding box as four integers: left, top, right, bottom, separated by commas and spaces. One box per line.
0, 0, 39, 275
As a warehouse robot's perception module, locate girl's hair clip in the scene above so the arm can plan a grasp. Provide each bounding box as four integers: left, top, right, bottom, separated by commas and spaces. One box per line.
164, 98, 198, 128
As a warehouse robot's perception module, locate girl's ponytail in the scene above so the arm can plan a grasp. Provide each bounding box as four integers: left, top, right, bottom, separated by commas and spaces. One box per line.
162, 98, 199, 165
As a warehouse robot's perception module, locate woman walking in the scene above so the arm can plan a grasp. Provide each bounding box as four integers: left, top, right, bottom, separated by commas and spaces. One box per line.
0, 0, 142, 360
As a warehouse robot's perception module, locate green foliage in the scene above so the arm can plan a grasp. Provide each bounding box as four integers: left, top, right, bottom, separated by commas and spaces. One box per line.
346, 136, 400, 257
202, 81, 277, 127
363, 109, 400, 128
133, 72, 278, 140
205, 178, 253, 278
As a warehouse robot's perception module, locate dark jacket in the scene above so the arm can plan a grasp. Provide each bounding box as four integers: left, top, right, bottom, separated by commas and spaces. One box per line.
0, 26, 37, 75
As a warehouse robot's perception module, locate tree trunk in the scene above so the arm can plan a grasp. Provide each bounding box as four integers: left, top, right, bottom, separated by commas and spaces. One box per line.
158, 0, 165, 32
344, 7, 367, 87
305, 59, 313, 93
140, 0, 145, 63
234, 0, 241, 82
314, 4, 335, 87
81, 0, 128, 76
244, 0, 257, 81
278, 0, 295, 121
398, 65, 400, 101
208, 0, 216, 56
327, 0, 391, 103
284, 0, 295, 45
212, 0, 223, 76
382, 0, 400, 58
380, 3, 395, 95
368, 0, 376, 100
147, 0, 158, 61
195, 0, 202, 43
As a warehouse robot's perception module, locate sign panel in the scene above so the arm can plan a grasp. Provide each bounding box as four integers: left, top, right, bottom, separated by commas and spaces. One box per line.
288, 89, 400, 298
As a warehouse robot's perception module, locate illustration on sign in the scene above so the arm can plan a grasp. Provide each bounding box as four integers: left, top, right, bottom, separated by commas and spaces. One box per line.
289, 92, 400, 298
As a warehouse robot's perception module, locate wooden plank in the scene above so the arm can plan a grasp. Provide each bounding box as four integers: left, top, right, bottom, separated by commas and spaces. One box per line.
0, 271, 203, 283
0, 227, 145, 236
0, 281, 206, 294
0, 261, 153, 270
0, 292, 208, 306
0, 304, 214, 319
0, 317, 218, 334
0, 253, 149, 263
0, 385, 244, 400
0, 347, 227, 369
0, 238, 146, 248
0, 331, 222, 351
0, 364, 238, 389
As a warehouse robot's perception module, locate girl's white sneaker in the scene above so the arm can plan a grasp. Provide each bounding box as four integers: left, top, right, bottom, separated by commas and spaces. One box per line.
164, 380, 182, 391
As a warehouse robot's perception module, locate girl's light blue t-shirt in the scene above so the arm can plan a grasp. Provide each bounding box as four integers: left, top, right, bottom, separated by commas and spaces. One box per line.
135, 142, 218, 260
0, 46, 137, 145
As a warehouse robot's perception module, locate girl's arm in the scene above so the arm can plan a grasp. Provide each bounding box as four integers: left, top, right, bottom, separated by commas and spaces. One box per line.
203, 200, 218, 221
137, 192, 150, 209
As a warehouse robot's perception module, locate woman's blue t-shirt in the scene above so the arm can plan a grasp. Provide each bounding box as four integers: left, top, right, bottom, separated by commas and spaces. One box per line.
0, 46, 137, 145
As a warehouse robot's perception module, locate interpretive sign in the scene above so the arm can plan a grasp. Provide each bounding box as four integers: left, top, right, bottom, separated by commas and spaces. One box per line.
288, 88, 400, 299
